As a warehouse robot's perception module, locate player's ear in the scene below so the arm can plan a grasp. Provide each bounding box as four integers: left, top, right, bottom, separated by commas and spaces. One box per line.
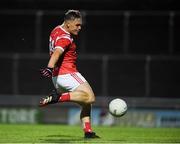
65, 21, 70, 28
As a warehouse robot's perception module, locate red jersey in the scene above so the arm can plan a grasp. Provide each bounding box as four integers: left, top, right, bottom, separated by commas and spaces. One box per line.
49, 25, 78, 76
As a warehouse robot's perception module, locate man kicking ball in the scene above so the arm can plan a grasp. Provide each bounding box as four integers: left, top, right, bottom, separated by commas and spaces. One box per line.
39, 9, 100, 139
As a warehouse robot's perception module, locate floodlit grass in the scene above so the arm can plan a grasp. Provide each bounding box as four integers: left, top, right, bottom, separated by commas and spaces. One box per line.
0, 124, 179, 143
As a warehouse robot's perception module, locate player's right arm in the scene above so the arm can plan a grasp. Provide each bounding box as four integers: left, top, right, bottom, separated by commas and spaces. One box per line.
48, 36, 71, 68
47, 48, 63, 69
40, 36, 71, 78
40, 49, 63, 78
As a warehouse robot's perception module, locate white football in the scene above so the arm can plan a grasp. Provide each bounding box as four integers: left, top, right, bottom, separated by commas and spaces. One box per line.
109, 98, 127, 117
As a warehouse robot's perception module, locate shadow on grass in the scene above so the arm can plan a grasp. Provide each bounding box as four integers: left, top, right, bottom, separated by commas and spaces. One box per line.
39, 134, 84, 143
40, 134, 127, 143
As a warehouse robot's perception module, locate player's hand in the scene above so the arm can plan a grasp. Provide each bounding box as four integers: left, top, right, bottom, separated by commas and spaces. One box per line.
40, 67, 53, 78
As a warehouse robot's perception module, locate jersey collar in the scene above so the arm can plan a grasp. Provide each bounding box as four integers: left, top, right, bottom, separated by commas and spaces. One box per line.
59, 24, 70, 35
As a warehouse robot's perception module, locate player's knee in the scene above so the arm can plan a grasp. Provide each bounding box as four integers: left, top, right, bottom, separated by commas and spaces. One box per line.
79, 90, 95, 104
86, 94, 95, 104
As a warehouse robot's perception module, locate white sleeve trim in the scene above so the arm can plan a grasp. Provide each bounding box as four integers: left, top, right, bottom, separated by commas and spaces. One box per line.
56, 35, 73, 43
54, 46, 64, 52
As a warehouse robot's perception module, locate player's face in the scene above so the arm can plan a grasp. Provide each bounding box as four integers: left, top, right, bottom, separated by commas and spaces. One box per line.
67, 18, 82, 35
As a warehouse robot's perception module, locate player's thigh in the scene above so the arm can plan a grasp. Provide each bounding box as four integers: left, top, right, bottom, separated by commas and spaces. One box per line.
75, 81, 95, 98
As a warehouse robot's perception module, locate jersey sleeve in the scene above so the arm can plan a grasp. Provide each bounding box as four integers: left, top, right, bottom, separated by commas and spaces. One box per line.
54, 37, 71, 52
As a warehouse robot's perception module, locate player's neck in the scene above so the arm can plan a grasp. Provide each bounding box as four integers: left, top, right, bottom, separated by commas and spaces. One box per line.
61, 23, 70, 34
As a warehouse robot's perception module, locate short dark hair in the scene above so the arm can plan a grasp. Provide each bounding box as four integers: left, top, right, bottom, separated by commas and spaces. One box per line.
64, 10, 82, 21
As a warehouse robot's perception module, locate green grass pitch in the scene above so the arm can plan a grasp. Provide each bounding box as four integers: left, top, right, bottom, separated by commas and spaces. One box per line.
0, 124, 179, 143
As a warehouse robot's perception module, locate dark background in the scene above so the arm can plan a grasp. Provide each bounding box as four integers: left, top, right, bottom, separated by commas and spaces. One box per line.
0, 0, 180, 11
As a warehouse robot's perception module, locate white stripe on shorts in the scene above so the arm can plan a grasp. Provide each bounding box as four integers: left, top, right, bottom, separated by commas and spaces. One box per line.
70, 73, 84, 84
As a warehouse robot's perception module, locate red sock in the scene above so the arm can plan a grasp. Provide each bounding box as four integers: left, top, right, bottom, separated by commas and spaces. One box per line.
58, 93, 70, 102
83, 122, 92, 133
